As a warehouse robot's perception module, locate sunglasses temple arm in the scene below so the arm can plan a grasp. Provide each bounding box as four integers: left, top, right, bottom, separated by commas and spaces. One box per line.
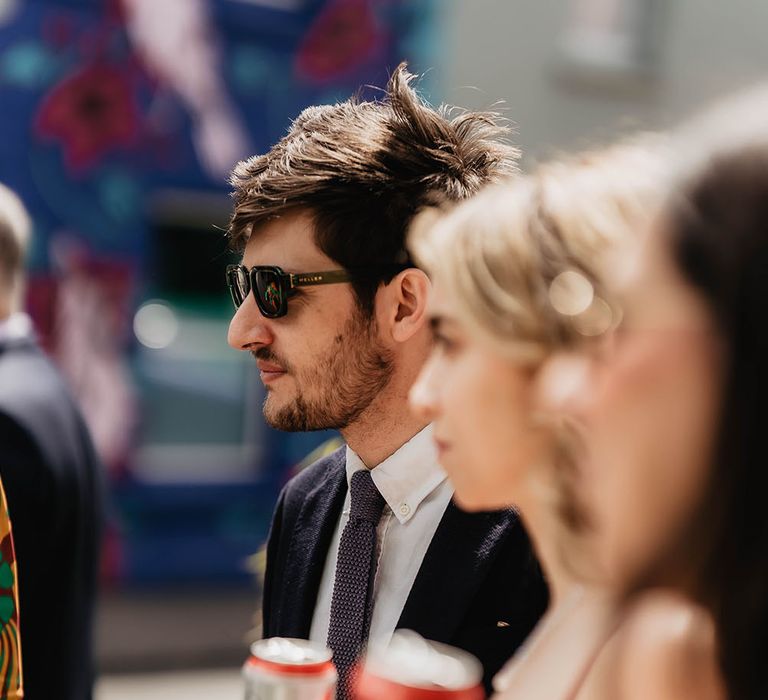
289, 270, 353, 288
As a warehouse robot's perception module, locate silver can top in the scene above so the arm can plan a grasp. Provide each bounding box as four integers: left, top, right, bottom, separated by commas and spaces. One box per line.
250, 638, 333, 666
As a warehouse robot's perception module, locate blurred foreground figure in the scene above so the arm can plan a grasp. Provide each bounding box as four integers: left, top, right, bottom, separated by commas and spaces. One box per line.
0, 183, 103, 700
408, 139, 716, 700
539, 88, 768, 699
227, 64, 547, 698
0, 478, 23, 699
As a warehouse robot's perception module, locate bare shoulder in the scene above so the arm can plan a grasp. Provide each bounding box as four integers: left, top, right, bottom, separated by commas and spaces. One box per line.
576, 590, 725, 700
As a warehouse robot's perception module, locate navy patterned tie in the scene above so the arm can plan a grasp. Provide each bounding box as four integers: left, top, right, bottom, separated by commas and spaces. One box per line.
326, 469, 386, 700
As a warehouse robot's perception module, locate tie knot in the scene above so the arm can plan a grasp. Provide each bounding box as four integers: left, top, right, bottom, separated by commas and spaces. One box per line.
349, 469, 386, 523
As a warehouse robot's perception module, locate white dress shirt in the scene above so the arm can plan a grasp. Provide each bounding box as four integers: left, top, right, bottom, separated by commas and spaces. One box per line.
309, 424, 454, 647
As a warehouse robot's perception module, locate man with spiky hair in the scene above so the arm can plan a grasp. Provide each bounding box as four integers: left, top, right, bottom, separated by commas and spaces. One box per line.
227, 64, 547, 697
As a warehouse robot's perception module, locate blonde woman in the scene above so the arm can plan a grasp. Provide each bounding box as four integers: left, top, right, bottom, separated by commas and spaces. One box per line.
407, 139, 721, 699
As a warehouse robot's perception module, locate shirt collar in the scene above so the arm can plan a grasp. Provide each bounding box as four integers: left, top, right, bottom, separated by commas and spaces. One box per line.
345, 424, 449, 525
0, 313, 33, 344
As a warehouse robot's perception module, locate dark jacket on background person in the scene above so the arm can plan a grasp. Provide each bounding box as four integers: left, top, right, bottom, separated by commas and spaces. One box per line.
263, 447, 548, 694
0, 333, 103, 700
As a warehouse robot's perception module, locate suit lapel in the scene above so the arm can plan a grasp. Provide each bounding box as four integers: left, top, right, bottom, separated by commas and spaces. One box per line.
280, 450, 348, 638
397, 500, 518, 643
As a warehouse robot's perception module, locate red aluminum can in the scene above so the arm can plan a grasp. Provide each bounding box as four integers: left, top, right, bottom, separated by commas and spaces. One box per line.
354, 630, 485, 700
243, 637, 337, 700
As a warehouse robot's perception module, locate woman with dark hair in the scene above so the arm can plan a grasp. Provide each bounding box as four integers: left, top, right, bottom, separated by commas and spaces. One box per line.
545, 87, 768, 699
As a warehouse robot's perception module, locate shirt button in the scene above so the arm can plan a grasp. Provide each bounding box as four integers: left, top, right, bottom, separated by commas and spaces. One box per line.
399, 504, 411, 517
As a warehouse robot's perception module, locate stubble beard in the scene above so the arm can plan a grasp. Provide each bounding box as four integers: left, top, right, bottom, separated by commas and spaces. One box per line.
260, 309, 394, 432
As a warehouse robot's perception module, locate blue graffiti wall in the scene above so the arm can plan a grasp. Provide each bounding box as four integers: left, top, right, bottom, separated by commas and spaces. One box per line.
0, 0, 439, 584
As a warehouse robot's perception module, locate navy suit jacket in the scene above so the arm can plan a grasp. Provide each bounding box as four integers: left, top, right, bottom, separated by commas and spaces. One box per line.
263, 447, 548, 693
0, 335, 103, 700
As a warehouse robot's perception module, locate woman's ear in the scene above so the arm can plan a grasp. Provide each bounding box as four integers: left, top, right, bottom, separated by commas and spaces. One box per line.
381, 268, 431, 343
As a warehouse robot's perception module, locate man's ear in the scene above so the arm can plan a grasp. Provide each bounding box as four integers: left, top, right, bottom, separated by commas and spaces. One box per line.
380, 268, 431, 343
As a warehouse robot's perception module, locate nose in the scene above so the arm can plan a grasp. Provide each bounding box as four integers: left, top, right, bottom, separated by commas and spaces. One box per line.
534, 351, 591, 422
409, 355, 441, 422
227, 296, 274, 351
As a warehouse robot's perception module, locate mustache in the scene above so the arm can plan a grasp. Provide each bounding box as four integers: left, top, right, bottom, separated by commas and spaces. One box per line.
251, 347, 292, 372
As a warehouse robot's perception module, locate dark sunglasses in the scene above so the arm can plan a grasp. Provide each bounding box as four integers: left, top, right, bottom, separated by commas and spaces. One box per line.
226, 264, 408, 318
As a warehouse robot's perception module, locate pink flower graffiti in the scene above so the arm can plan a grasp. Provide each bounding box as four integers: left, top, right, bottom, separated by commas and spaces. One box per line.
35, 63, 140, 173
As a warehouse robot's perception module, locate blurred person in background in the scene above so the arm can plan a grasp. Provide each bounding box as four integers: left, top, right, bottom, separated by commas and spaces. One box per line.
226, 63, 548, 697
535, 89, 768, 699
0, 182, 103, 700
408, 139, 675, 699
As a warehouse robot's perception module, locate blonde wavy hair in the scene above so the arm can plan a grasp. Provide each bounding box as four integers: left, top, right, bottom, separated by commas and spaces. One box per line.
408, 136, 667, 364
0, 183, 31, 313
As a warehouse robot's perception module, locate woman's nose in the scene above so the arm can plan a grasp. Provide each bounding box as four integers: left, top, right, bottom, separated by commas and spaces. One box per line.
534, 352, 591, 421
409, 357, 441, 422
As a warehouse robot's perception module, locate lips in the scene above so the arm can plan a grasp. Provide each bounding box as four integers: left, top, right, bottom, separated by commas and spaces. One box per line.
256, 361, 284, 373
256, 361, 287, 384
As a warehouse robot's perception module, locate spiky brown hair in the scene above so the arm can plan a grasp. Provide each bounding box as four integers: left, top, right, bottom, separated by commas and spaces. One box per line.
229, 62, 519, 313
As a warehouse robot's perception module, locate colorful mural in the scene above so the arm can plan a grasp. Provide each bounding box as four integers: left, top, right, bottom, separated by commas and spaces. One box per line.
0, 0, 438, 584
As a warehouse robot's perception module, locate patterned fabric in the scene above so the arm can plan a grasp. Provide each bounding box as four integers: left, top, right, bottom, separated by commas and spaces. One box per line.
326, 470, 385, 700
0, 481, 22, 699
